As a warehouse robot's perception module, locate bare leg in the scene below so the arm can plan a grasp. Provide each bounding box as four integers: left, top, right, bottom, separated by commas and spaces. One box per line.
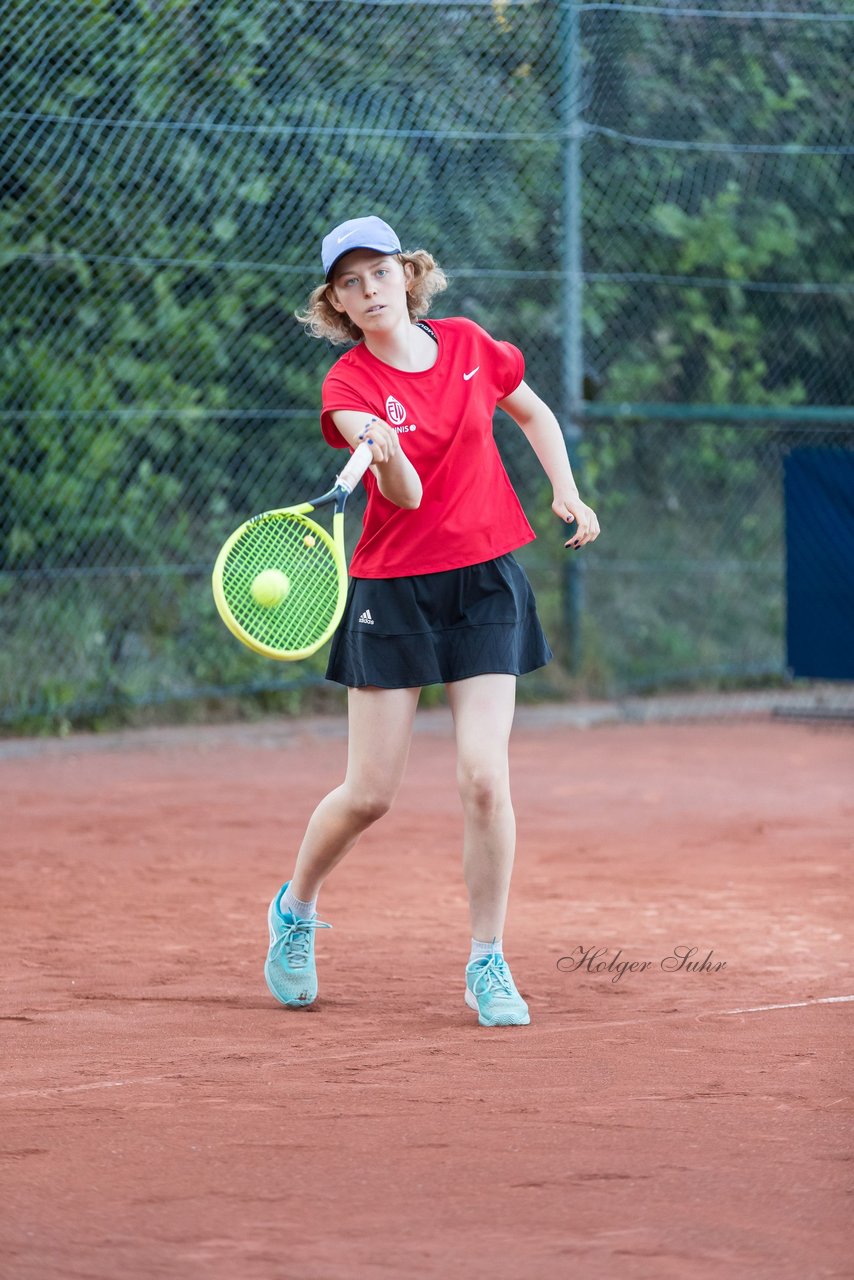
290, 685, 421, 902
446, 674, 517, 942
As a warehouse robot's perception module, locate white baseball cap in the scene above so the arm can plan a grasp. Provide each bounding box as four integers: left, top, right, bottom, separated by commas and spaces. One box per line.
321, 215, 402, 281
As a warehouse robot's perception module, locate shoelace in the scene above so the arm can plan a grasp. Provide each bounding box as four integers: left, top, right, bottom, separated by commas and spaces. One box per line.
470, 954, 514, 999
273, 914, 331, 970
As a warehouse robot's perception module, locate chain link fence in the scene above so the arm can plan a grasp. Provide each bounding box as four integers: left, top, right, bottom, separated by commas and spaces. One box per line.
1, 0, 852, 727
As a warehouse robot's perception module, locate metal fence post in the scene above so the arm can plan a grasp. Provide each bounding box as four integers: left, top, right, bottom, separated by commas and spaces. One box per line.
561, 0, 585, 674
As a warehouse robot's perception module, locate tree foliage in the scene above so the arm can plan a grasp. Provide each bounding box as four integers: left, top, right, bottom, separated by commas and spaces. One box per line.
0, 0, 850, 715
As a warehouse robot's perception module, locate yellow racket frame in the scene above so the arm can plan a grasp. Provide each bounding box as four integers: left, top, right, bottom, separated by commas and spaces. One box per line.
211, 444, 373, 662
211, 507, 346, 661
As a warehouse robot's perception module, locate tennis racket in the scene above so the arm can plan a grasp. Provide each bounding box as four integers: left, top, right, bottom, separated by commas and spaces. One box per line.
211, 442, 374, 660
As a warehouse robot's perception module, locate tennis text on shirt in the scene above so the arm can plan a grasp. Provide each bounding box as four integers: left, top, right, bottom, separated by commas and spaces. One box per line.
320, 316, 535, 578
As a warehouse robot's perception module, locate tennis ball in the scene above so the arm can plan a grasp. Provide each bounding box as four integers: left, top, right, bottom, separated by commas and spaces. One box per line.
250, 568, 290, 608
303, 534, 316, 548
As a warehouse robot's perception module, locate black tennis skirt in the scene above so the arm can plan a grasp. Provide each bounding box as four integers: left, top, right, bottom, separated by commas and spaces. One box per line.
325, 553, 552, 689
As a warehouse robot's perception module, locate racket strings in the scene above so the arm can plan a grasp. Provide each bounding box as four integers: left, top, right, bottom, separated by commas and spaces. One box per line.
221, 514, 340, 652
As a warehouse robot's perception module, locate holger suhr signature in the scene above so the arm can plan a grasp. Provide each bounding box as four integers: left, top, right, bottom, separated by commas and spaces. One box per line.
557, 945, 727, 983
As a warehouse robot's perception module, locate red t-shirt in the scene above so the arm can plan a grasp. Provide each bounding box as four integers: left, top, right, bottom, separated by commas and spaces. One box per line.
320, 316, 535, 578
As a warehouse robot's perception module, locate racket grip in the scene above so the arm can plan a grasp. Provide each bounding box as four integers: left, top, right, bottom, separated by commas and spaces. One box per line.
337, 441, 374, 494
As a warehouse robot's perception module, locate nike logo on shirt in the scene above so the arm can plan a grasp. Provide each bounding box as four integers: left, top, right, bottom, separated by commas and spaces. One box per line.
463, 367, 480, 381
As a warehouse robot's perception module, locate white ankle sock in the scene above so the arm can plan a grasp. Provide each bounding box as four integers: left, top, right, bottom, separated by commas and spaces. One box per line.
281, 884, 317, 920
470, 937, 503, 963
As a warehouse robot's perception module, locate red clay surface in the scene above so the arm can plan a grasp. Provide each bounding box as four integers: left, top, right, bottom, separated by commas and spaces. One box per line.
1, 709, 852, 1279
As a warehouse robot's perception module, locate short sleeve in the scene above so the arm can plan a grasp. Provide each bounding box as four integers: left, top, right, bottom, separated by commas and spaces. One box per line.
320, 365, 375, 448
483, 331, 524, 400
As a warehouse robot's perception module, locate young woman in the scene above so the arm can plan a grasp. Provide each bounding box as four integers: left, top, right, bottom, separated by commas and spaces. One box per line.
265, 215, 600, 1027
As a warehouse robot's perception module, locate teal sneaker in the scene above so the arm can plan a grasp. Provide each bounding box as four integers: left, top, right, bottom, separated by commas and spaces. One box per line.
465, 954, 530, 1027
264, 882, 331, 1008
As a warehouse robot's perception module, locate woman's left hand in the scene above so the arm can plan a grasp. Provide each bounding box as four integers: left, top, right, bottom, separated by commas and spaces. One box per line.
553, 493, 601, 548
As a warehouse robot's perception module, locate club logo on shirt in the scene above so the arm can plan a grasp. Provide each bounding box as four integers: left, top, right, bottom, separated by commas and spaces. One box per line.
385, 395, 407, 426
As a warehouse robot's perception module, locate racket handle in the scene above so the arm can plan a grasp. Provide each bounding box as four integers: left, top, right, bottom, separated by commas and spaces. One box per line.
337, 441, 374, 494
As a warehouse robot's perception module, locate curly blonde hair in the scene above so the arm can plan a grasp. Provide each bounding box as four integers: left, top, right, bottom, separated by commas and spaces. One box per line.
296, 250, 448, 345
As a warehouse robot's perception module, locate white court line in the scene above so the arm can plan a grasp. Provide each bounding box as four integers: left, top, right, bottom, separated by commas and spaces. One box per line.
2, 994, 851, 1100
714, 994, 854, 1015
0, 1075, 179, 1101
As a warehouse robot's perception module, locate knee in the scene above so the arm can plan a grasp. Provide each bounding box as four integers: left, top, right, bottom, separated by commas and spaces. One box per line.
346, 789, 395, 827
457, 763, 509, 817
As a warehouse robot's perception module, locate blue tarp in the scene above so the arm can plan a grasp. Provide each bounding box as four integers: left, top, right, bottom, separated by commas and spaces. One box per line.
784, 447, 854, 679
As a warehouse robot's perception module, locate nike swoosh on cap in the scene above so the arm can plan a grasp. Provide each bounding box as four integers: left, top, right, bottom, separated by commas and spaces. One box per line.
337, 231, 357, 244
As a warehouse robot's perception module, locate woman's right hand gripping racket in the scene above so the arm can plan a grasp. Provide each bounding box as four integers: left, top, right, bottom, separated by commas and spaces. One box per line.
211, 442, 374, 661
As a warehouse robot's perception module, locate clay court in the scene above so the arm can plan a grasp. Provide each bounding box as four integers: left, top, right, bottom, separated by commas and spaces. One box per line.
1, 707, 852, 1279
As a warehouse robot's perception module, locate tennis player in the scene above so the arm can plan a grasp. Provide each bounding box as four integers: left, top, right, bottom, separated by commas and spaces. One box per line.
265, 215, 600, 1027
